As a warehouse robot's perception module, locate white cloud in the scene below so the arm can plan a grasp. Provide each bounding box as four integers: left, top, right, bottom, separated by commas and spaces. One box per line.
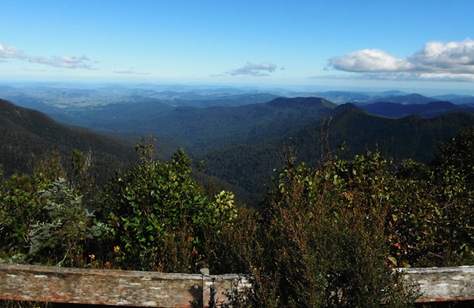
0, 42, 95, 70
113, 68, 151, 75
227, 62, 279, 76
409, 40, 474, 74
28, 55, 95, 69
328, 39, 474, 81
329, 49, 412, 72
0, 43, 23, 59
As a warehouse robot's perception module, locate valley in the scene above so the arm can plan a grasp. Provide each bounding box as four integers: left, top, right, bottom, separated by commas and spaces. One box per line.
2, 85, 474, 205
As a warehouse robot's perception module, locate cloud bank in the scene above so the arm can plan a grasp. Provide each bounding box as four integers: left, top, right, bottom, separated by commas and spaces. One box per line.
328, 39, 474, 81
227, 62, 279, 76
0, 42, 95, 70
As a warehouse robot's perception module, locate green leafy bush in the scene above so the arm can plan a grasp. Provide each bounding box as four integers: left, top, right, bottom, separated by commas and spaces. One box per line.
392, 159, 473, 266
0, 175, 92, 266
98, 149, 237, 272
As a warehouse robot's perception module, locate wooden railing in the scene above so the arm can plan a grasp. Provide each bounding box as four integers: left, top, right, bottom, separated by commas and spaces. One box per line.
0, 264, 472, 307
399, 266, 474, 303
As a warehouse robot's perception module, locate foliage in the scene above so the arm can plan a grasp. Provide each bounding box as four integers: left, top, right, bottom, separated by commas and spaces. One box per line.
0, 174, 92, 266
391, 159, 473, 266
436, 127, 474, 187
0, 300, 51, 308
1, 126, 473, 306
205, 206, 259, 274
97, 147, 237, 272
222, 156, 417, 307
432, 127, 474, 264
210, 139, 473, 305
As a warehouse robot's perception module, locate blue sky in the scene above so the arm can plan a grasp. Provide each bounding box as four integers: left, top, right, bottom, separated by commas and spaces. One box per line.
1, 0, 474, 92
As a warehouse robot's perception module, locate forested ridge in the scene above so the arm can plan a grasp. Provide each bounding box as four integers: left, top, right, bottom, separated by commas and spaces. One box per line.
0, 99, 135, 180
202, 104, 474, 203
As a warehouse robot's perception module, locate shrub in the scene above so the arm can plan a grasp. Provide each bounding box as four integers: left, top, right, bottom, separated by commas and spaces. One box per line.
0, 175, 92, 266
222, 155, 416, 307
98, 149, 237, 272
205, 206, 259, 274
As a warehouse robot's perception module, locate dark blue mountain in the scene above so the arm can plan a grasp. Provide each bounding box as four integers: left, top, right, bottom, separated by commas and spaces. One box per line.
433, 94, 474, 105
360, 101, 474, 118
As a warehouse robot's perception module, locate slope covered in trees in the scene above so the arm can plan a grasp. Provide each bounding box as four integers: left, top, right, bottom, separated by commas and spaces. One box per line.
0, 99, 135, 178
202, 105, 474, 201
61, 96, 337, 154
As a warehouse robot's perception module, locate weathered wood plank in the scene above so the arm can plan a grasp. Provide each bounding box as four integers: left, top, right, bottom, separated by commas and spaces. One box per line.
399, 266, 474, 303
0, 264, 204, 307
0, 264, 472, 306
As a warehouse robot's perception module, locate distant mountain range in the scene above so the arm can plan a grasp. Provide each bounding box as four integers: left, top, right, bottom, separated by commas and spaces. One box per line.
293, 91, 474, 106
432, 94, 474, 105
367, 93, 435, 105
1, 90, 474, 205
0, 85, 279, 110
359, 101, 474, 118
1, 84, 474, 111
34, 97, 335, 155
138, 97, 336, 154
2, 89, 474, 157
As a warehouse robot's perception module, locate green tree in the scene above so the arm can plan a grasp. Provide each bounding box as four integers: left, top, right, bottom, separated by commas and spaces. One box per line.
99, 147, 237, 272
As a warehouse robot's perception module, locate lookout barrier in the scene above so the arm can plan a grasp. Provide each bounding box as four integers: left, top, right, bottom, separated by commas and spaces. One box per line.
0, 264, 472, 307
